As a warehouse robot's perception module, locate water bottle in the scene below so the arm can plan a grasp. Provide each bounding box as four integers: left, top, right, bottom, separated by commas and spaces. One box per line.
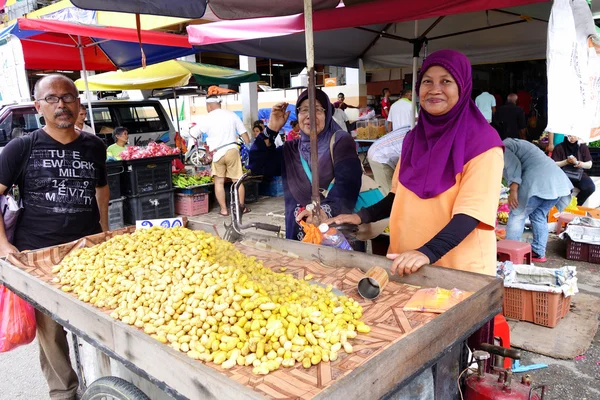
318, 224, 353, 251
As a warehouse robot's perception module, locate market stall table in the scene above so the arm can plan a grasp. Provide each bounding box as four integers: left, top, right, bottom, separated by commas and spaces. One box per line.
354, 139, 376, 170
0, 222, 502, 399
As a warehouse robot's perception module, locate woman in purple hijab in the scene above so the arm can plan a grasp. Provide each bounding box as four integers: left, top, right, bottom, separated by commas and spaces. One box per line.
329, 50, 504, 276
248, 88, 363, 244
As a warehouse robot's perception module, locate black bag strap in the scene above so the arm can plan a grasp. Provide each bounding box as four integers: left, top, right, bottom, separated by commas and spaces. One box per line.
6, 135, 33, 192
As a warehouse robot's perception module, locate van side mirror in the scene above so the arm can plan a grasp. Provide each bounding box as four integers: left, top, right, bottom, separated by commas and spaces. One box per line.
0, 128, 5, 139
39, 116, 45, 126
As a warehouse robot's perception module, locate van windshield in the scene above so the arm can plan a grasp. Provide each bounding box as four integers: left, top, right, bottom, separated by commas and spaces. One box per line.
116, 105, 169, 134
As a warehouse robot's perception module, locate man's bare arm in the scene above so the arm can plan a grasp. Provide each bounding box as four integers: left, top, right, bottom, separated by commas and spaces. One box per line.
96, 185, 110, 232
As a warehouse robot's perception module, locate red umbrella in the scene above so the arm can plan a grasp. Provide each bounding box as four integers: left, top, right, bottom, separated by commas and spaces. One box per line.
0, 18, 194, 131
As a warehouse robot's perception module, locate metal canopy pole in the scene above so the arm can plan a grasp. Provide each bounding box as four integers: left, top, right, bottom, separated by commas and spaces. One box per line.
172, 88, 181, 134
304, 0, 321, 222
411, 21, 419, 129
77, 35, 95, 133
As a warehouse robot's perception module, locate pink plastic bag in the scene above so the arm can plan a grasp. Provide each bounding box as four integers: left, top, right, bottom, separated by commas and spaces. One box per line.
0, 285, 37, 352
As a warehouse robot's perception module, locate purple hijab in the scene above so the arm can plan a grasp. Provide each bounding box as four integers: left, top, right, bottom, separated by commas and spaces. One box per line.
399, 49, 504, 199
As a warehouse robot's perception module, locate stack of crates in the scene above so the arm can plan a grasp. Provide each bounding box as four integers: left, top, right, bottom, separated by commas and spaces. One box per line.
121, 155, 177, 224
107, 161, 125, 230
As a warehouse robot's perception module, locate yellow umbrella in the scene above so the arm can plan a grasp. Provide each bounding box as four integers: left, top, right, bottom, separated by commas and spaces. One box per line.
74, 59, 259, 91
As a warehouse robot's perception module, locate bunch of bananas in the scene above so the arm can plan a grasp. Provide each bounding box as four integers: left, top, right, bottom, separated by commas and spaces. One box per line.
497, 211, 509, 224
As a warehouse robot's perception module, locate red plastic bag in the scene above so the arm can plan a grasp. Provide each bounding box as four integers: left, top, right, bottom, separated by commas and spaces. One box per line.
0, 285, 37, 352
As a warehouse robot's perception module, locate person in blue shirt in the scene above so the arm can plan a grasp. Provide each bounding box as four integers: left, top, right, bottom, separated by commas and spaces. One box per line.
503, 138, 573, 262
248, 89, 362, 244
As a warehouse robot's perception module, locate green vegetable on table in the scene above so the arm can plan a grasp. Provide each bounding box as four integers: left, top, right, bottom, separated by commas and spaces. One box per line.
172, 174, 213, 188
588, 140, 600, 148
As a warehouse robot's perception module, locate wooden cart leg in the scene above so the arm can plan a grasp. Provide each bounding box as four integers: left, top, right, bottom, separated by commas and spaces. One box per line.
383, 368, 435, 400
432, 344, 464, 400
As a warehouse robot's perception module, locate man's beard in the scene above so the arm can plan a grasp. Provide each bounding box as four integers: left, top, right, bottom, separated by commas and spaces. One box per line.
54, 108, 74, 129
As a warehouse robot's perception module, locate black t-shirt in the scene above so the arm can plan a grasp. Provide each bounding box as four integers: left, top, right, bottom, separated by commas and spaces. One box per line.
0, 129, 107, 251
493, 103, 526, 140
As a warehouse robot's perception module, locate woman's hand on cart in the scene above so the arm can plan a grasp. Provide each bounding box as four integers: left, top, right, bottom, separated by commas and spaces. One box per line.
387, 251, 430, 277
324, 214, 362, 226
0, 240, 18, 258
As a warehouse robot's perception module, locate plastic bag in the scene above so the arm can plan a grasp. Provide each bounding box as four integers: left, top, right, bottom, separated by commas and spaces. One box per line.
0, 285, 37, 352
403, 287, 472, 314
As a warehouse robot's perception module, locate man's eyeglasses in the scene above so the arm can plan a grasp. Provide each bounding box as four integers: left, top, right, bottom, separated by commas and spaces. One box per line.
297, 106, 325, 116
36, 94, 77, 104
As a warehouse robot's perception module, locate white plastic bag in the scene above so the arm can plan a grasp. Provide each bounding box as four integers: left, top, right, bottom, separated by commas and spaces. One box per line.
546, 0, 600, 142
0, 194, 22, 244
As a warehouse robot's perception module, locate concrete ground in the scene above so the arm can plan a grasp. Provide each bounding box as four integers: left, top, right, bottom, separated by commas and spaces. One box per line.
1, 194, 598, 399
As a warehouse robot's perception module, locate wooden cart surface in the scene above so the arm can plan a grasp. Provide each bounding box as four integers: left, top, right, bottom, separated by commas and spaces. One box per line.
0, 222, 502, 400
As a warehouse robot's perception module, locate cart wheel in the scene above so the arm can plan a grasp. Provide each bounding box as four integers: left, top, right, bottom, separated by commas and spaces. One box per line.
81, 376, 150, 400
189, 148, 205, 167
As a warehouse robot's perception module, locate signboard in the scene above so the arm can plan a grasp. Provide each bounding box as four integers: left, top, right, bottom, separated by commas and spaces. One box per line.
0, 36, 30, 105
136, 217, 184, 229
324, 77, 337, 87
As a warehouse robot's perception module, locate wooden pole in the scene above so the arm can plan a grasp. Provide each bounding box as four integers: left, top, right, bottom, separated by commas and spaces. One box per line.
304, 0, 321, 223
411, 21, 419, 129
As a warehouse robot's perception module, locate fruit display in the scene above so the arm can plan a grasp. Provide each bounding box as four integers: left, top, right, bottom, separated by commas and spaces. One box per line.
497, 211, 509, 225
173, 170, 213, 188
120, 142, 180, 160
52, 227, 370, 375
497, 203, 510, 225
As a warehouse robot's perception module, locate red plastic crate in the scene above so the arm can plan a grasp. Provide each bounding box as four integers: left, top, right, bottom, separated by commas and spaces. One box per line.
565, 239, 600, 264
174, 193, 209, 216
566, 240, 589, 262
588, 244, 600, 264
503, 287, 571, 328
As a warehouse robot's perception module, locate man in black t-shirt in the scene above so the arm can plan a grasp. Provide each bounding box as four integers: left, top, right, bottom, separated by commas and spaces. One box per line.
0, 74, 109, 400
492, 93, 527, 140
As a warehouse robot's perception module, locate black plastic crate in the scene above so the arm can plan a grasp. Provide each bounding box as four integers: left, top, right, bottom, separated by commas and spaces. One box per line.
124, 189, 175, 224
121, 155, 177, 196
589, 149, 600, 176
107, 161, 124, 200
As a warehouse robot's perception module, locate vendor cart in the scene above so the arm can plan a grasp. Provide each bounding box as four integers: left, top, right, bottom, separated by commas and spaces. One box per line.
0, 221, 502, 400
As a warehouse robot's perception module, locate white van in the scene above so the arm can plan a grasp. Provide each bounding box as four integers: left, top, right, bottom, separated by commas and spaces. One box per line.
0, 99, 176, 149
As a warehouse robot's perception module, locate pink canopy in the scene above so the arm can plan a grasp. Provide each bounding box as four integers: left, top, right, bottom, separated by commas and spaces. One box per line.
188, 0, 549, 46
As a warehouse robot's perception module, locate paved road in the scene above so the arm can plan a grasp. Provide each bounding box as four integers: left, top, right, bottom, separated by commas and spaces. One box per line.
1, 198, 598, 399
0, 338, 48, 400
